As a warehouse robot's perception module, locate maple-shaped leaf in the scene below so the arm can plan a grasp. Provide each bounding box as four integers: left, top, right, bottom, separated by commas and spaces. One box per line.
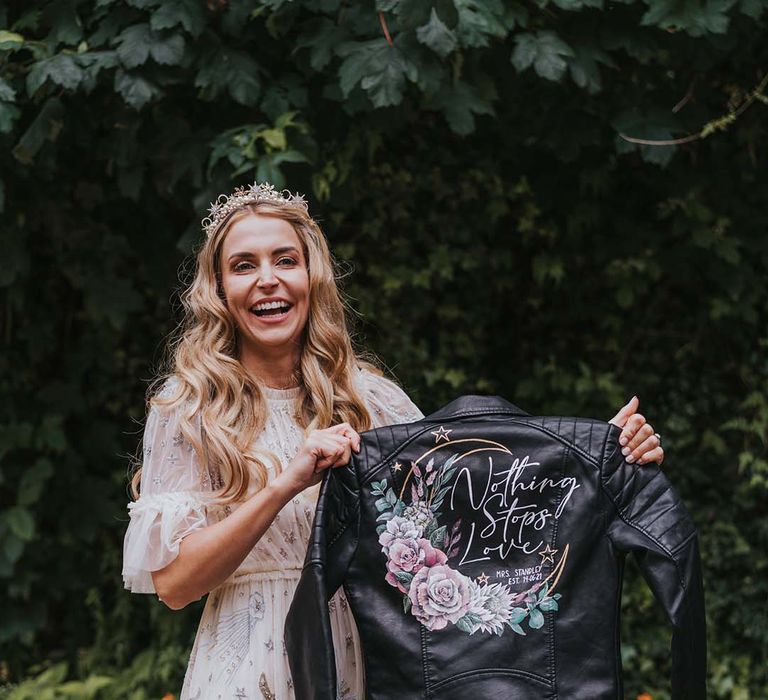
150, 0, 206, 38
295, 18, 350, 71
568, 44, 616, 93
195, 48, 261, 106
511, 31, 575, 82
431, 80, 496, 135
454, 0, 510, 48
114, 68, 161, 109
27, 54, 85, 95
416, 8, 457, 58
114, 24, 185, 68
338, 38, 417, 107
641, 0, 735, 36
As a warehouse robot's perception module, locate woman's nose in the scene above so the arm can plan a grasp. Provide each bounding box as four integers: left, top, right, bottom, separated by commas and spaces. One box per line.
256, 264, 278, 286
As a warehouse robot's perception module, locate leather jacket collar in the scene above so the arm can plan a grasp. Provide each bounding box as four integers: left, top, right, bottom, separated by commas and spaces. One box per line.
423, 394, 530, 421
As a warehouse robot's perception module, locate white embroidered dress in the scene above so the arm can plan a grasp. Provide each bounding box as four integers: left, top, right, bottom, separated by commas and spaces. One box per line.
122, 368, 423, 700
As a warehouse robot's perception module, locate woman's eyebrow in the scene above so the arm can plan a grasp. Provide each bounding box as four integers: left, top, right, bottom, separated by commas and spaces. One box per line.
227, 247, 300, 262
272, 246, 300, 255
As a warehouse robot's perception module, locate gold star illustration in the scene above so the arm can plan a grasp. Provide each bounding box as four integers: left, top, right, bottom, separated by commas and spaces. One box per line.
431, 426, 452, 443
393, 461, 402, 472
538, 544, 558, 565
477, 572, 489, 585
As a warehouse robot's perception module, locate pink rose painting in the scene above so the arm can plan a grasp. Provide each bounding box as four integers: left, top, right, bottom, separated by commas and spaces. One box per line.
408, 564, 472, 630
385, 538, 447, 593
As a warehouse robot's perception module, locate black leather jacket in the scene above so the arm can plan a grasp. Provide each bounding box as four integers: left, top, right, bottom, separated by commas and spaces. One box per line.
285, 395, 707, 699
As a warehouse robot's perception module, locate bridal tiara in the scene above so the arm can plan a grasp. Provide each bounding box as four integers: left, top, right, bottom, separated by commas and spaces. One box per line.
201, 182, 309, 238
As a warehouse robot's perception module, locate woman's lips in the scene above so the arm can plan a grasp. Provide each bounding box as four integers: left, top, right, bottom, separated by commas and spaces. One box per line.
250, 305, 293, 324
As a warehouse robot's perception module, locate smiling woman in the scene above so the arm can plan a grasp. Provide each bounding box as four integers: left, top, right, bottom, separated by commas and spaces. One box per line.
220, 216, 310, 378
121, 182, 666, 700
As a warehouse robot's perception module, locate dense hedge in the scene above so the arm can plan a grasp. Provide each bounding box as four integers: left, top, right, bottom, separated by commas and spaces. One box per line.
1, 1, 766, 697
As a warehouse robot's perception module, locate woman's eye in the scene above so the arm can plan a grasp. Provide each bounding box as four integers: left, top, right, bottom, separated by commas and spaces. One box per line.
277, 257, 297, 266
233, 261, 255, 272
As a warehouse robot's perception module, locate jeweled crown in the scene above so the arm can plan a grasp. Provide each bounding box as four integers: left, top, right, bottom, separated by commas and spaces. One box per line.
201, 182, 309, 238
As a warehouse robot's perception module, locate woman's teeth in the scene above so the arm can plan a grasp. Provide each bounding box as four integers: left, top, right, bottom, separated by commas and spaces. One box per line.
251, 301, 292, 316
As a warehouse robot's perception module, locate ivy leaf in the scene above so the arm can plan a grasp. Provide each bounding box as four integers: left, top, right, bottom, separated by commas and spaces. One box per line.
150, 0, 206, 38
416, 8, 457, 58
454, 0, 509, 48
27, 54, 86, 95
114, 68, 161, 109
512, 31, 575, 82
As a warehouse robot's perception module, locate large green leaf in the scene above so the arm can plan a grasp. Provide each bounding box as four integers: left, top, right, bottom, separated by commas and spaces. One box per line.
416, 8, 457, 58
453, 0, 510, 48
195, 47, 261, 106
114, 23, 185, 68
114, 68, 161, 108
150, 0, 206, 37
26, 54, 86, 94
512, 31, 575, 81
338, 38, 418, 107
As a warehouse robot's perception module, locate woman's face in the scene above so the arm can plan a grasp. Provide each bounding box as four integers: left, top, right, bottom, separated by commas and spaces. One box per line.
219, 213, 310, 357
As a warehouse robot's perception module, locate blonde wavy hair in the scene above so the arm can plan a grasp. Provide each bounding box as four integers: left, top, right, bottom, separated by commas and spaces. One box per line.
131, 198, 383, 503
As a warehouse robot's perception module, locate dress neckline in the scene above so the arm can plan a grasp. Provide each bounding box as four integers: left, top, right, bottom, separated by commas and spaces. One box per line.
261, 384, 303, 401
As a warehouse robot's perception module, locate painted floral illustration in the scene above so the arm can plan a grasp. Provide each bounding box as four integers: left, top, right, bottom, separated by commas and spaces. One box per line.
371, 454, 563, 636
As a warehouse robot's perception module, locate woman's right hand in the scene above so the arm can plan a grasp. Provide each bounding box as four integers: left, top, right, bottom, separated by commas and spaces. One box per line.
277, 423, 361, 495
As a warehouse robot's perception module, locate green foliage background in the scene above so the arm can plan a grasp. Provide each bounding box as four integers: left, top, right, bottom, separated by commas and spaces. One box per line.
1, 0, 766, 697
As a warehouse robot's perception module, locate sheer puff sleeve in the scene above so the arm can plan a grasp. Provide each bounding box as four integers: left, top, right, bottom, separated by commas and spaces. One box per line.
122, 380, 212, 594
357, 366, 424, 428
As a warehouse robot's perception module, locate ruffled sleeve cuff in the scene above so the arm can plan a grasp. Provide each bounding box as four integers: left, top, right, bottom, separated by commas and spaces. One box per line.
122, 491, 209, 594
358, 366, 424, 428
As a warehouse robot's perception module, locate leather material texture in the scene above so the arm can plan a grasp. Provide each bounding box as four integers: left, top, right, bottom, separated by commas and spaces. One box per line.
285, 395, 707, 699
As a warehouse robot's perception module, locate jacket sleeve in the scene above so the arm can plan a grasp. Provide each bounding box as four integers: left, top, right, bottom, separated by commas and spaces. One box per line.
600, 425, 707, 699
285, 460, 360, 700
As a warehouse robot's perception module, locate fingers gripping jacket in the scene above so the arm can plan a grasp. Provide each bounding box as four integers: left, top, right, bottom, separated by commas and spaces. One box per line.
601, 428, 707, 699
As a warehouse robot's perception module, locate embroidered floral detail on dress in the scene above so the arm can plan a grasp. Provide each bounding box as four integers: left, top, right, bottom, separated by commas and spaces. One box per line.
371, 454, 563, 636
203, 591, 266, 684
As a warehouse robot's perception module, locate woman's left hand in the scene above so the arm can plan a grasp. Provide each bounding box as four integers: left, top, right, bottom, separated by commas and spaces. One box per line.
608, 396, 664, 466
